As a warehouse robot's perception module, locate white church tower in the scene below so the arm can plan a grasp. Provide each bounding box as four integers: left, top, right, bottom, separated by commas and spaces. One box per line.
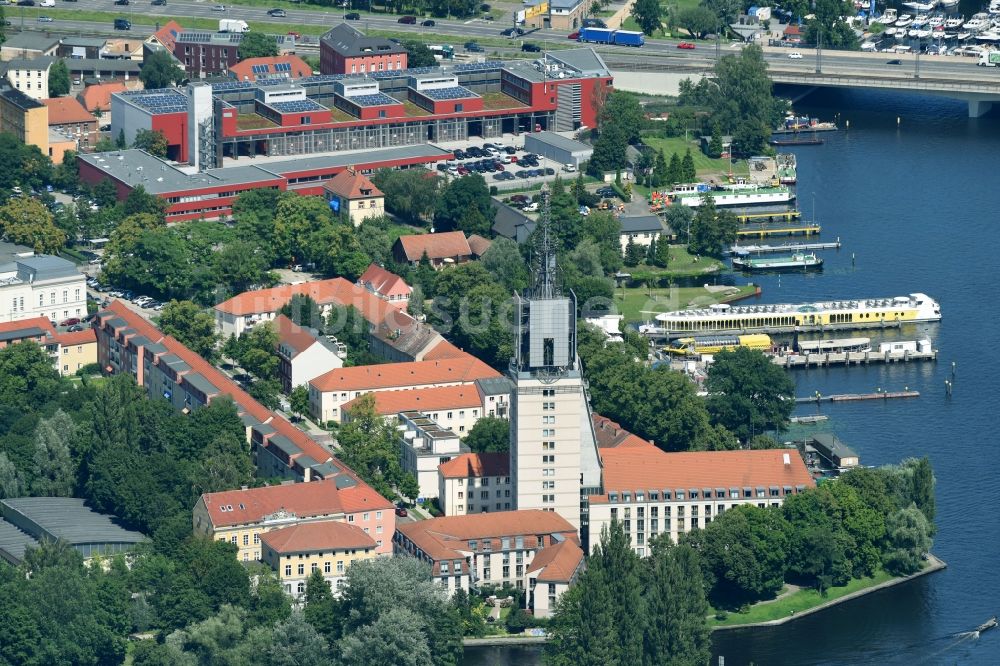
508, 186, 601, 534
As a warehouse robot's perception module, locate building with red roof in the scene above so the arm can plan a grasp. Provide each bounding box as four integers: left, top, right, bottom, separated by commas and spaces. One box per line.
525, 538, 584, 617
394, 509, 581, 615
393, 231, 473, 268
228, 54, 313, 83
587, 429, 815, 556
308, 353, 501, 423
42, 97, 98, 150
323, 168, 385, 226
193, 477, 393, 561
0, 317, 96, 376
358, 263, 410, 308
77, 81, 128, 115
341, 381, 504, 434
437, 452, 511, 517
273, 314, 345, 394
260, 520, 377, 598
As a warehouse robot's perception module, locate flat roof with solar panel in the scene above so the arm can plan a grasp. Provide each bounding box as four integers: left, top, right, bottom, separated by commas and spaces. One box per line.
419, 86, 479, 101
268, 98, 328, 113
346, 92, 401, 107
118, 89, 189, 114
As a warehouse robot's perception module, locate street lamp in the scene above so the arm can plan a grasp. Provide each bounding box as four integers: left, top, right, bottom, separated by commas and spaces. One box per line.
815, 27, 822, 74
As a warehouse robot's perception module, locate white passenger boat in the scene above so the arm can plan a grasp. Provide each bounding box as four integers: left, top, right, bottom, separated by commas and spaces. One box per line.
903, 0, 937, 11
896, 14, 914, 27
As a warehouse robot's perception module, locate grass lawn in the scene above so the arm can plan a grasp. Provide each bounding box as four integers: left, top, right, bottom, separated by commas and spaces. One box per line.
614, 283, 757, 322
480, 92, 528, 110
626, 246, 726, 281
641, 136, 749, 178
402, 101, 433, 117
710, 570, 897, 628
385, 223, 422, 243
236, 115, 278, 130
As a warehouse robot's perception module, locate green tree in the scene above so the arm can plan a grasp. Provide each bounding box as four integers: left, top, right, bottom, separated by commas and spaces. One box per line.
302, 569, 340, 642
681, 149, 696, 182
705, 347, 795, 442
708, 122, 724, 158
403, 40, 438, 67
140, 50, 186, 90
133, 129, 170, 158
237, 31, 279, 60
805, 0, 860, 50
653, 234, 670, 268
31, 410, 77, 497
370, 168, 439, 226
48, 59, 71, 97
667, 151, 683, 185
0, 341, 64, 411
339, 394, 418, 500
339, 608, 434, 666
289, 385, 311, 419
279, 294, 325, 331
0, 197, 66, 253
273, 192, 334, 265
435, 173, 491, 234
665, 202, 694, 243
580, 211, 623, 275
688, 193, 737, 257
123, 185, 168, 219
676, 5, 719, 38
651, 149, 669, 188
631, 0, 663, 35
0, 451, 24, 498
463, 416, 509, 453
623, 236, 643, 267
643, 539, 711, 665
882, 506, 933, 575
898, 457, 936, 525
701, 0, 742, 24
159, 300, 220, 361
481, 236, 529, 293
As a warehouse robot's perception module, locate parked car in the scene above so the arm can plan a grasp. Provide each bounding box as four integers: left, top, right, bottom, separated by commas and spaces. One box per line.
524, 202, 539, 212
887, 59, 902, 65
501, 27, 524, 37
544, 167, 555, 175
521, 43, 541, 52
421, 19, 435, 26
67, 324, 84, 332
60, 318, 81, 327
151, 0, 166, 5
397, 15, 416, 24
788, 51, 803, 59
465, 41, 484, 52
267, 8, 286, 16
568, 31, 579, 39
395, 506, 408, 517
16, 0, 35, 6
596, 186, 616, 197
345, 12, 360, 19
510, 194, 530, 204
562, 163, 576, 172
677, 42, 695, 49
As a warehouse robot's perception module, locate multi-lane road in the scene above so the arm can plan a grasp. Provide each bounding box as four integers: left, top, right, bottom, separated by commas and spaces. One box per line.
11, 0, 1000, 85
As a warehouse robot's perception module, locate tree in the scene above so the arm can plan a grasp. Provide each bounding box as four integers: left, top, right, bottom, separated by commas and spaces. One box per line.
48, 59, 70, 97
804, 0, 860, 50
31, 410, 77, 496
666, 151, 683, 185
481, 237, 529, 293
339, 394, 419, 500
279, 294, 325, 331
0, 197, 66, 253
261, 612, 329, 666
623, 236, 643, 267
159, 300, 220, 361
701, 0, 742, 24
289, 385, 311, 419
0, 451, 24, 499
0, 341, 64, 411
238, 32, 279, 60
133, 129, 169, 158
665, 203, 694, 244
651, 150, 669, 188
652, 234, 670, 268
688, 193, 737, 257
370, 168, 439, 226
676, 5, 719, 39
140, 50, 186, 90
708, 122, 724, 158
463, 417, 509, 453
898, 457, 936, 525
273, 192, 335, 265
681, 149, 697, 182
403, 40, 437, 67
882, 506, 933, 576
435, 174, 491, 234
302, 569, 339, 643
631, 0, 663, 35
123, 185, 169, 219
643, 539, 711, 665
338, 608, 433, 666
705, 347, 795, 442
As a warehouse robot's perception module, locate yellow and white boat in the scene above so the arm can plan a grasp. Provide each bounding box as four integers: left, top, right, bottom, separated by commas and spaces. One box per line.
641, 294, 941, 336
666, 334, 773, 356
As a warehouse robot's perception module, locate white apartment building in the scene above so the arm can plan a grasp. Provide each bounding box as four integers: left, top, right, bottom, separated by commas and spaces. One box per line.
437, 452, 512, 516
0, 253, 87, 324
398, 411, 463, 501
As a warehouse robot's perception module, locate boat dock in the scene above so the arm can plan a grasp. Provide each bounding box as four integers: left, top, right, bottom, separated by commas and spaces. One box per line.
795, 391, 920, 404
735, 209, 801, 224
772, 348, 937, 368
643, 320, 905, 341
736, 222, 821, 238
730, 240, 841, 254
772, 125, 839, 135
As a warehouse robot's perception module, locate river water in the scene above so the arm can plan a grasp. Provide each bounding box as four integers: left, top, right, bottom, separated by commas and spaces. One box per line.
464, 88, 1000, 665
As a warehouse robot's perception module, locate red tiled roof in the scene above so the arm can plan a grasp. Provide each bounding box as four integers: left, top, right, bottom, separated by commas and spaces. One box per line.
421, 339, 468, 361
438, 452, 509, 479
228, 54, 312, 82
77, 81, 126, 113
310, 354, 499, 393
152, 20, 183, 51
201, 479, 344, 528
260, 519, 377, 554
397, 510, 577, 562
338, 483, 394, 512
54, 328, 97, 346
323, 168, 384, 200
343, 385, 482, 417
526, 539, 584, 583
0, 317, 56, 337
396, 231, 472, 262
466, 234, 492, 257
42, 97, 96, 126
591, 413, 653, 449
359, 263, 410, 299
214, 278, 397, 328
273, 314, 322, 357
595, 447, 816, 502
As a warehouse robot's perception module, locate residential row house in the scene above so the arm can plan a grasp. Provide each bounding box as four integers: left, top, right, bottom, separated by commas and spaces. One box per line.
437, 452, 512, 516
273, 314, 345, 394
393, 510, 583, 618
193, 477, 394, 563
0, 317, 97, 376
586, 418, 816, 557
357, 262, 411, 309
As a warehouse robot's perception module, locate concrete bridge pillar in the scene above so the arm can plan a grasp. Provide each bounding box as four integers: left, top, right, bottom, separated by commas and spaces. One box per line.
968, 100, 994, 118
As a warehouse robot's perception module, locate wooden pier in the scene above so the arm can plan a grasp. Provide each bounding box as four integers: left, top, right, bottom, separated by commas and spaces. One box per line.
736, 209, 802, 224
736, 222, 821, 238
795, 390, 920, 404
772, 348, 937, 368
730, 240, 841, 254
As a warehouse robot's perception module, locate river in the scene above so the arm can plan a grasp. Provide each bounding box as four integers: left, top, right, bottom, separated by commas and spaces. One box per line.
464, 88, 1000, 665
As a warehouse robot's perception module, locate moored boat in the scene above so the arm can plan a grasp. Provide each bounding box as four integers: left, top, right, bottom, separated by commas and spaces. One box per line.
732, 252, 823, 272
666, 183, 796, 208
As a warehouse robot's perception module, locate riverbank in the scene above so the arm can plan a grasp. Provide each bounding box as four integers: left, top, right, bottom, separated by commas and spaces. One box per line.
463, 636, 548, 647
614, 283, 758, 322
711, 553, 947, 631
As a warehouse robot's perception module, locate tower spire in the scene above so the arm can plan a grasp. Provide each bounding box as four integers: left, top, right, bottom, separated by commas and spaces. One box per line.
532, 184, 559, 299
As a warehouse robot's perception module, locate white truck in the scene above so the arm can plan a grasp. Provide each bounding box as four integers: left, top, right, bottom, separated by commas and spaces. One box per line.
978, 50, 1000, 66
219, 19, 250, 33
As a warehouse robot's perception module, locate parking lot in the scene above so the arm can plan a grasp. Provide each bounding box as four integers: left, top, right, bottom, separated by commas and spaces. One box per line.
432, 134, 578, 191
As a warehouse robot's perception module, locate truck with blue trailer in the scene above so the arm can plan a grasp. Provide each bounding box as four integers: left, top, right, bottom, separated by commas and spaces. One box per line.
577, 27, 645, 47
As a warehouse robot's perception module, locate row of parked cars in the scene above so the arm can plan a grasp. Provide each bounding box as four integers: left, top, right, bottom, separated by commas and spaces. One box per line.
88, 278, 164, 311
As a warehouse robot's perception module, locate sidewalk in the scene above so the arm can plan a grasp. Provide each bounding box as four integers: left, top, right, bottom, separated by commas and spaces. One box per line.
607, 0, 635, 30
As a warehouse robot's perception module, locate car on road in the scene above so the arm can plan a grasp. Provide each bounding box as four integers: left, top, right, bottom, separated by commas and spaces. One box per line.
395, 506, 408, 517
568, 31, 579, 39
521, 43, 541, 52
562, 163, 576, 172
114, 0, 129, 4
397, 15, 416, 24
582, 18, 607, 28
152, 0, 166, 5
16, 0, 35, 5
788, 51, 803, 59
345, 12, 360, 20
267, 8, 286, 16
887, 59, 902, 65
677, 42, 696, 49
501, 27, 524, 37
212, 4, 226, 11
483, 14, 494, 20
421, 19, 435, 26
37, 15, 53, 21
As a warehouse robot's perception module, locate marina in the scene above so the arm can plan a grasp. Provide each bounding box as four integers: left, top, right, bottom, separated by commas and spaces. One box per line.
729, 240, 842, 253
732, 251, 823, 272
770, 338, 937, 368
734, 209, 802, 224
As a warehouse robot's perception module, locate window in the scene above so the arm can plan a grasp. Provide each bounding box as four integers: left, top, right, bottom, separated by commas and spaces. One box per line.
458, 491, 464, 499
441, 562, 450, 574
62, 291, 67, 303
74, 288, 80, 300
297, 564, 304, 575
242, 534, 248, 546
376, 511, 382, 520
324, 561, 331, 573
363, 512, 369, 521
337, 560, 345, 573
311, 563, 318, 572
285, 565, 292, 576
